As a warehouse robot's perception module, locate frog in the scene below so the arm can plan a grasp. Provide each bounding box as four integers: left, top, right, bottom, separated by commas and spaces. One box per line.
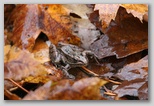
49, 42, 94, 79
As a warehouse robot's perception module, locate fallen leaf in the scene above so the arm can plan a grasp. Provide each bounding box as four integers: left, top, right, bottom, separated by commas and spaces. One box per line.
115, 55, 148, 81
72, 17, 101, 49
4, 46, 48, 81
49, 77, 108, 100
94, 4, 148, 32
42, 4, 72, 34
7, 4, 80, 51
112, 56, 148, 99
90, 6, 148, 59
121, 4, 148, 22
113, 78, 147, 99
94, 4, 120, 32
88, 10, 102, 32
138, 81, 148, 100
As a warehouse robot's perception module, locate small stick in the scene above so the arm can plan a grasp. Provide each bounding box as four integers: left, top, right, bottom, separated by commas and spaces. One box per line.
104, 79, 122, 85
81, 66, 99, 76
5, 78, 29, 93
103, 86, 116, 96
81, 66, 122, 85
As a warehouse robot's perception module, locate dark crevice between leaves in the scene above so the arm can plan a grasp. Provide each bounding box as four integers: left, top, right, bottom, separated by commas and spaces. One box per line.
70, 13, 81, 19
10, 82, 43, 98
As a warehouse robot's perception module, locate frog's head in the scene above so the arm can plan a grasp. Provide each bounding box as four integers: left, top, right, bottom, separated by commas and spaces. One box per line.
75, 55, 88, 66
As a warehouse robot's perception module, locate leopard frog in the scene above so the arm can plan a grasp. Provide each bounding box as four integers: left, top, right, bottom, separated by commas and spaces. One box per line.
49, 42, 93, 79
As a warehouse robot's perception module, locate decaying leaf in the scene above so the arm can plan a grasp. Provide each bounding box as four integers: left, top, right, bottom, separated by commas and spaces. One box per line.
6, 4, 80, 51
112, 56, 148, 99
113, 78, 147, 99
49, 77, 108, 100
23, 81, 52, 100
4, 4, 149, 100
115, 55, 148, 81
72, 18, 101, 49
121, 4, 148, 22
4, 46, 48, 81
90, 6, 148, 59
94, 4, 120, 32
138, 81, 148, 100
88, 10, 102, 32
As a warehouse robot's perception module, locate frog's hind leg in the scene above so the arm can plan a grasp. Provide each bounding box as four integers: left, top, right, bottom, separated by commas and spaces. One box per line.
62, 69, 75, 79
61, 64, 75, 79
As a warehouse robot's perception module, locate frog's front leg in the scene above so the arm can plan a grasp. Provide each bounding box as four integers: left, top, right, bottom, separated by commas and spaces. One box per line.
82, 50, 100, 65
82, 50, 94, 56
61, 56, 75, 79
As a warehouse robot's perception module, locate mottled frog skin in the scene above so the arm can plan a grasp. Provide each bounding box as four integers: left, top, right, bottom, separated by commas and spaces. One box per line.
49, 42, 93, 79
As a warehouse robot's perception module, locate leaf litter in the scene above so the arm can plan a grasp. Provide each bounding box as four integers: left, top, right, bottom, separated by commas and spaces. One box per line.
4, 4, 148, 100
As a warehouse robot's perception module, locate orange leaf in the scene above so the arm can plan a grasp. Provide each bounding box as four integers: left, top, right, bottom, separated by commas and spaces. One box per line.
7, 4, 80, 51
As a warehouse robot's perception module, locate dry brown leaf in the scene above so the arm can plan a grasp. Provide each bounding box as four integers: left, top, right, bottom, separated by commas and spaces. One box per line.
94, 4, 120, 32
115, 55, 148, 81
112, 56, 148, 99
138, 81, 148, 100
49, 77, 108, 100
121, 4, 148, 22
113, 79, 146, 98
90, 6, 148, 59
6, 4, 80, 51
94, 4, 148, 32
42, 4, 72, 31
4, 46, 48, 81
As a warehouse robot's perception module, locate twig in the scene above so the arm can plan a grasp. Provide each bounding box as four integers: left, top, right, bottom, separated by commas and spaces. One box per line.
81, 66, 99, 76
81, 66, 122, 85
4, 78, 29, 93
104, 78, 122, 85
